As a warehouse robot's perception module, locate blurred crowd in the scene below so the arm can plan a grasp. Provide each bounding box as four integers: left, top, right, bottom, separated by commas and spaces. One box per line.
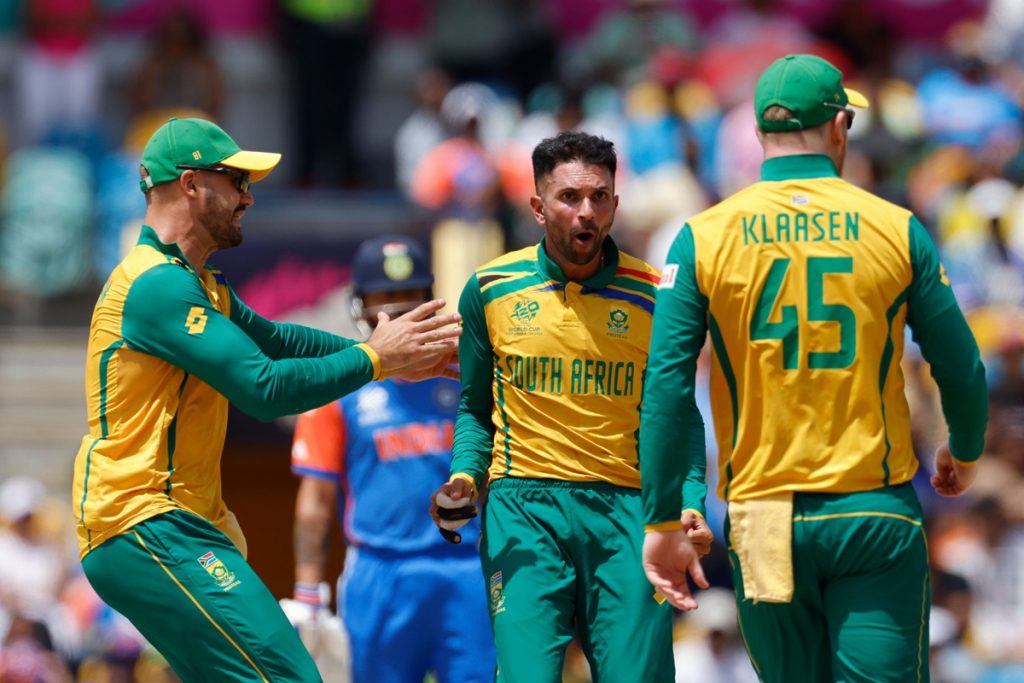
2, 0, 1024, 681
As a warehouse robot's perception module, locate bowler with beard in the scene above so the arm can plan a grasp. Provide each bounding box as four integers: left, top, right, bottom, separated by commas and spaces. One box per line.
430, 131, 712, 683
72, 117, 462, 682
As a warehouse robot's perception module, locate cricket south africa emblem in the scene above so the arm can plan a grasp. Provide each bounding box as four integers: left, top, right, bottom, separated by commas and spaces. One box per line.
607, 308, 629, 334
198, 551, 240, 591
490, 571, 507, 616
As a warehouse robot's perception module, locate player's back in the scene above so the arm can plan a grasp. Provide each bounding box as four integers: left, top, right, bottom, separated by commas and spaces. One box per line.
688, 161, 920, 501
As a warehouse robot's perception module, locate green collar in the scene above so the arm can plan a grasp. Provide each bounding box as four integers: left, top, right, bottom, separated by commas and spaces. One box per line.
537, 235, 620, 288
137, 225, 191, 268
760, 154, 839, 181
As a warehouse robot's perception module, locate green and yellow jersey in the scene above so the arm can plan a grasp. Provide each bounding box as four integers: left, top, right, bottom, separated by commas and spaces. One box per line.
451, 237, 659, 491
73, 226, 381, 558
641, 154, 988, 525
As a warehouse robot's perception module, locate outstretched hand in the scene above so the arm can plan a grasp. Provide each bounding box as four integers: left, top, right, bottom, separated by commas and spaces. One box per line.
366, 299, 461, 381
642, 529, 709, 611
931, 443, 977, 497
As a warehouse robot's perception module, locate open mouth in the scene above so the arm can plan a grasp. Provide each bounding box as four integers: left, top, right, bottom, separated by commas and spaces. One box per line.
573, 230, 595, 247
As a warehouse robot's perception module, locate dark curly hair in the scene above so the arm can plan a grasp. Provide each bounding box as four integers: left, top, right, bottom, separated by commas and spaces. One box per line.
531, 131, 617, 187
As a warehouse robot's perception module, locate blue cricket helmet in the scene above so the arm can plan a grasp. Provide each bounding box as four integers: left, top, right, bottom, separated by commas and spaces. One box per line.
351, 235, 433, 295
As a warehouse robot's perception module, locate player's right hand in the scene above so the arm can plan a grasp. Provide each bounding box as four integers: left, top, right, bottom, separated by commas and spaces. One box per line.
430, 478, 477, 544
681, 509, 714, 558
366, 299, 462, 382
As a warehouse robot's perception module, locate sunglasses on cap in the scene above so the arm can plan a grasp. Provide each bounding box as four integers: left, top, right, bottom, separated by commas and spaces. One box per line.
822, 103, 856, 130
175, 164, 251, 193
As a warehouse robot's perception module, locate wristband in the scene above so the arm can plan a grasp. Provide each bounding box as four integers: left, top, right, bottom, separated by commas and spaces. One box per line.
294, 582, 322, 607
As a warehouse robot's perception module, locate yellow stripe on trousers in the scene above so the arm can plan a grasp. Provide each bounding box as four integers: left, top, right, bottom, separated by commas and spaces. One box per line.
132, 530, 270, 683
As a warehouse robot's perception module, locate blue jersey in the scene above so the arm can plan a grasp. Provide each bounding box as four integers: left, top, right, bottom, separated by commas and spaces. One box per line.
292, 377, 481, 553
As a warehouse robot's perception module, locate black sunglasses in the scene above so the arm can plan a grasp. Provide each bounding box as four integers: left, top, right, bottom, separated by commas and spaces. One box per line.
176, 164, 251, 193
823, 103, 856, 130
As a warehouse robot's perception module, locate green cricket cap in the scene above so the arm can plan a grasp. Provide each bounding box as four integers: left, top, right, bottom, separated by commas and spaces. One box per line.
138, 117, 282, 193
754, 54, 870, 133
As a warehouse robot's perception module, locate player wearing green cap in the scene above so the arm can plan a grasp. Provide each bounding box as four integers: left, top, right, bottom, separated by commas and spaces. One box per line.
72, 117, 462, 682
639, 55, 988, 682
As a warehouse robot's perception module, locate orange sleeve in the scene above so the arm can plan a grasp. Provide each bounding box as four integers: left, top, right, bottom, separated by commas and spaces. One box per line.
291, 402, 346, 478
410, 141, 454, 209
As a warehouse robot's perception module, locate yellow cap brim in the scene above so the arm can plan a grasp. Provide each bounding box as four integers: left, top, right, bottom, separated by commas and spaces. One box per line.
845, 87, 870, 109
220, 150, 282, 183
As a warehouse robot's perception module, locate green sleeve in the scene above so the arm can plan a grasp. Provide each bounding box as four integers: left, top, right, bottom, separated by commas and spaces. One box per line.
123, 264, 375, 421
640, 225, 709, 525
227, 283, 356, 359
450, 274, 495, 489
906, 216, 988, 460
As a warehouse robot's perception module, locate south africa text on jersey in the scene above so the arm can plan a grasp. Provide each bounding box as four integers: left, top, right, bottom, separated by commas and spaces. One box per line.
501, 354, 636, 396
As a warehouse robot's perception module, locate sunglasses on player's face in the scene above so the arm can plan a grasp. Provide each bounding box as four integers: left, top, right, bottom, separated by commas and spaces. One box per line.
823, 103, 856, 130
176, 164, 251, 193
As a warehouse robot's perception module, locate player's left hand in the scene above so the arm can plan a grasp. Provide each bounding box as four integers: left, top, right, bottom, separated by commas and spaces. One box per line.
931, 443, 977, 497
681, 509, 714, 558
642, 529, 708, 612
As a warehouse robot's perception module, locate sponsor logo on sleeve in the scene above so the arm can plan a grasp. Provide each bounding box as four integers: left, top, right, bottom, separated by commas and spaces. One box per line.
184, 306, 208, 335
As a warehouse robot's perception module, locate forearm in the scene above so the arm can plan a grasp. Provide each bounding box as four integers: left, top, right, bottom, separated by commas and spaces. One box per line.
231, 289, 357, 359
917, 309, 988, 460
230, 347, 376, 420
906, 215, 989, 460
451, 410, 494, 491
293, 478, 337, 586
294, 522, 331, 585
641, 383, 707, 526
450, 273, 495, 490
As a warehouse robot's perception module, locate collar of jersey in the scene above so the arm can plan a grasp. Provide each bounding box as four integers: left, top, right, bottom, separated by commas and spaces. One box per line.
137, 224, 192, 269
537, 235, 620, 289
760, 154, 839, 181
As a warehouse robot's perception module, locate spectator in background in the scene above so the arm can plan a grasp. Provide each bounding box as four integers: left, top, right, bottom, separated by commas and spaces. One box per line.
12, 0, 102, 147
427, 0, 556, 100
916, 22, 1024, 158
129, 7, 225, 124
411, 82, 505, 312
573, 0, 698, 87
0, 615, 73, 683
814, 0, 894, 76
0, 477, 79, 681
394, 66, 453, 197
279, 0, 374, 187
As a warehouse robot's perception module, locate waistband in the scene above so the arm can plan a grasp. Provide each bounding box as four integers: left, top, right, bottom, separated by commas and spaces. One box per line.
791, 482, 922, 520
489, 476, 638, 495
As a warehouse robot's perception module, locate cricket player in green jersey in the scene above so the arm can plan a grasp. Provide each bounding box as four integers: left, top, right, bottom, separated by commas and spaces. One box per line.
430, 131, 712, 683
71, 117, 461, 682
639, 55, 989, 683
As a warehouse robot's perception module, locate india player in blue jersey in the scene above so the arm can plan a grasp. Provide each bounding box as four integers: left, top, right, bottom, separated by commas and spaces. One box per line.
287, 235, 495, 683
